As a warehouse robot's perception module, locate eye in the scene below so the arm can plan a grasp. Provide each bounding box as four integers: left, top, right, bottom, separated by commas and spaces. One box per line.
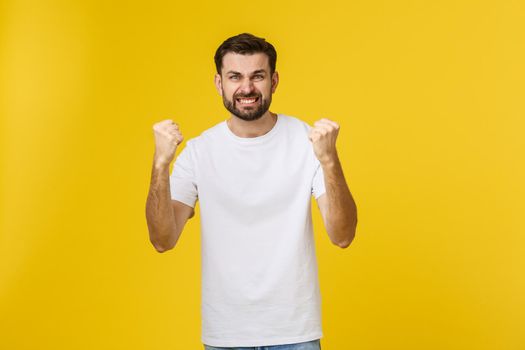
254, 75, 264, 79
229, 75, 239, 80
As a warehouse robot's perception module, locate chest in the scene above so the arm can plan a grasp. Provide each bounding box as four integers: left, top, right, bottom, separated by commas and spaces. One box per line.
196, 140, 315, 210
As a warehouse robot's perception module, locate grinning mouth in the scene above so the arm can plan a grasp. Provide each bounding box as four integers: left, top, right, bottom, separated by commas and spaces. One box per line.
236, 96, 259, 104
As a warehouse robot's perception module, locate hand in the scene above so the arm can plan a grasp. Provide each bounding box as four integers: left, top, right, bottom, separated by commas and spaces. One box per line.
152, 119, 184, 166
308, 118, 340, 165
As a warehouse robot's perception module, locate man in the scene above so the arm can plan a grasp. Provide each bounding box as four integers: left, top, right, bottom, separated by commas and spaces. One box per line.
145, 33, 357, 350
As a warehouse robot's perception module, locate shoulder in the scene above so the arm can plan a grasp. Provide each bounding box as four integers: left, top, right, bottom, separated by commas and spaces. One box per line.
278, 114, 313, 136
279, 114, 312, 130
179, 119, 225, 152
279, 114, 319, 165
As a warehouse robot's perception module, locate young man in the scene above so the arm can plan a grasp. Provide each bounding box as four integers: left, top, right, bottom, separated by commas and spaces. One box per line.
145, 33, 358, 349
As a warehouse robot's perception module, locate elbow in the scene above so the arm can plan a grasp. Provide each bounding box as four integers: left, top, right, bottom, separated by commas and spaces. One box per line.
150, 236, 176, 253
336, 237, 353, 249
154, 245, 172, 253
337, 241, 350, 249
328, 209, 358, 249
146, 221, 178, 253
152, 242, 174, 253
335, 224, 357, 249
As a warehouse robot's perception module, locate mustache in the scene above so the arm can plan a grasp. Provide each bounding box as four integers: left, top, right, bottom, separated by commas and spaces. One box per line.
234, 94, 260, 99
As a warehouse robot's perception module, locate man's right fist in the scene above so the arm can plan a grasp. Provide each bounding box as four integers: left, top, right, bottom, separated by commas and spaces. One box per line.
152, 119, 184, 166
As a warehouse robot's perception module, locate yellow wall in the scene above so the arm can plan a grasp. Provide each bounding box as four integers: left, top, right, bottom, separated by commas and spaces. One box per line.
1, 0, 523, 349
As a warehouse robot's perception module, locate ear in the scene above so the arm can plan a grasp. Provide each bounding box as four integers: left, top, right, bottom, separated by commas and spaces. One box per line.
214, 73, 223, 96
271, 71, 279, 93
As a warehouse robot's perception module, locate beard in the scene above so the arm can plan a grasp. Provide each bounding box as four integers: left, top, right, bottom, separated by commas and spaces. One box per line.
222, 89, 272, 122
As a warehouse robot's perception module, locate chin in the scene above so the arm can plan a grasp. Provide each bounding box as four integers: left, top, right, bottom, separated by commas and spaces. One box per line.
223, 96, 271, 122
234, 113, 264, 122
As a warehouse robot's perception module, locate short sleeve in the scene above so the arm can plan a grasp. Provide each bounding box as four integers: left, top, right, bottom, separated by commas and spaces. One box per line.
311, 159, 326, 199
169, 140, 198, 208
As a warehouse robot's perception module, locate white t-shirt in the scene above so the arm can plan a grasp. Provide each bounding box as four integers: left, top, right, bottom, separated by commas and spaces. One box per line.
169, 113, 326, 347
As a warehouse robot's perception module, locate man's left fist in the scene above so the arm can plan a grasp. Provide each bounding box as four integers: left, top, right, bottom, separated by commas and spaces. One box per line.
308, 118, 340, 164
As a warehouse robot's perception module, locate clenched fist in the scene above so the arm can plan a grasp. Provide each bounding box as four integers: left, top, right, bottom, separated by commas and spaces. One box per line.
152, 119, 184, 166
308, 118, 340, 165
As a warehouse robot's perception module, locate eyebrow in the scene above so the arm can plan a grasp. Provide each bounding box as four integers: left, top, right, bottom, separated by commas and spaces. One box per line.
226, 69, 267, 76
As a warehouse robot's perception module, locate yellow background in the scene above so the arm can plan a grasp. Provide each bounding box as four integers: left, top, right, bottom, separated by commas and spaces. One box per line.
1, 0, 523, 349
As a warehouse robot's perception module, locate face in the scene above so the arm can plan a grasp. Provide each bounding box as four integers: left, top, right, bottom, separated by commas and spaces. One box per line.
214, 52, 279, 121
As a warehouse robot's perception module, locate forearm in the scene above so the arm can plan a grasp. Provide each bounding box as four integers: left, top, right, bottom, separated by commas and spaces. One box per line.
321, 155, 358, 247
145, 160, 179, 252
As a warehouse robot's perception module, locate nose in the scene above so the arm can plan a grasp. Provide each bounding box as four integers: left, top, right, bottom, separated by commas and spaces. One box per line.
238, 77, 255, 95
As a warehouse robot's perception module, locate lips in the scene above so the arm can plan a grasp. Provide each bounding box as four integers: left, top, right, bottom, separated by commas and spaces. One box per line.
236, 96, 259, 105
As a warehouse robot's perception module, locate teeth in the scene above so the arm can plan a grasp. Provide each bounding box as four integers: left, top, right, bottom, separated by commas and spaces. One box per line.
238, 98, 257, 104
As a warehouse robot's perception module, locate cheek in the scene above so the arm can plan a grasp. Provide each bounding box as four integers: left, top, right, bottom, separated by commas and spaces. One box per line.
257, 82, 272, 95
221, 82, 233, 92
224, 88, 236, 99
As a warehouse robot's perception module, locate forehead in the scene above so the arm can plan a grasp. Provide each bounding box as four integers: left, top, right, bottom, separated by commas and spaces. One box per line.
221, 52, 270, 74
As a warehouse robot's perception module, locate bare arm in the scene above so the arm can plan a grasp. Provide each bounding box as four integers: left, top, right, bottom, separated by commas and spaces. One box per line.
309, 118, 358, 248
316, 157, 357, 248
145, 161, 194, 252
145, 119, 194, 253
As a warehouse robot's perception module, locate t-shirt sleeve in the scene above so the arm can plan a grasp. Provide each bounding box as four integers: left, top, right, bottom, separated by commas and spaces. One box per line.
169, 140, 198, 208
311, 159, 326, 199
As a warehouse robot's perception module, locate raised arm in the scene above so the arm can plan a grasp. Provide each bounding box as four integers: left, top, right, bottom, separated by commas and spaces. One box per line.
145, 119, 194, 253
309, 118, 358, 248
315, 161, 357, 248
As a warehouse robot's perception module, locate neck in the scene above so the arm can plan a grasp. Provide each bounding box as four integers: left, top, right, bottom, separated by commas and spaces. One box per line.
227, 110, 278, 138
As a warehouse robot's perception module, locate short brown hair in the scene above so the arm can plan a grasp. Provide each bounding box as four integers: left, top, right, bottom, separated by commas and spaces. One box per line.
214, 33, 277, 76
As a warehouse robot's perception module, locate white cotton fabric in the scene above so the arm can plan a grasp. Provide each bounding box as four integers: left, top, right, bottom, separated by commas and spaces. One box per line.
169, 113, 326, 347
